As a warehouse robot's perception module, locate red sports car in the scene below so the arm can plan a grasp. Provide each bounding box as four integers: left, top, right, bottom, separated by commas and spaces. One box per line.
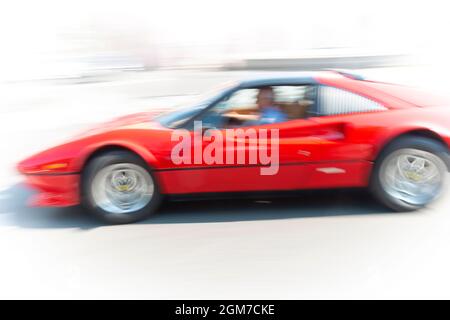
17, 71, 450, 224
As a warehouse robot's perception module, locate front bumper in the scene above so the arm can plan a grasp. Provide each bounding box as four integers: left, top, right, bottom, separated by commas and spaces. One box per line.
23, 174, 80, 207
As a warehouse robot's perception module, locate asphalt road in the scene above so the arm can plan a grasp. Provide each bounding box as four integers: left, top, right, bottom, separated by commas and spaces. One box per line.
1, 67, 450, 299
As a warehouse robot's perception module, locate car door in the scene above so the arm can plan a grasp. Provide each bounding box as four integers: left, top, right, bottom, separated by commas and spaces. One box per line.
212, 117, 341, 192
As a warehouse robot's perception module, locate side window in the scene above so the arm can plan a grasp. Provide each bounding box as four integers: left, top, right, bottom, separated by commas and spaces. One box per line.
273, 86, 315, 120
274, 86, 305, 103
196, 85, 316, 129
317, 86, 386, 116
198, 88, 258, 128
218, 88, 259, 111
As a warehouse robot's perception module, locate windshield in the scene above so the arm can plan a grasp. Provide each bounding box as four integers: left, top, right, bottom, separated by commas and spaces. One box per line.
154, 81, 237, 128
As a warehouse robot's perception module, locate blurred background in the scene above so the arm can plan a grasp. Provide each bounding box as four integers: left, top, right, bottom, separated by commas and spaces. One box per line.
1, 0, 450, 299
1, 0, 449, 79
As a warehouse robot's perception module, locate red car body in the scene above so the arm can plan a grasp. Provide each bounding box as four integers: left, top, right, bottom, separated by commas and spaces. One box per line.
17, 71, 450, 207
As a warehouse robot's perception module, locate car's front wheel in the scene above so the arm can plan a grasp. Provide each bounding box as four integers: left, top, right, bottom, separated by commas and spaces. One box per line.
82, 150, 161, 224
370, 136, 449, 211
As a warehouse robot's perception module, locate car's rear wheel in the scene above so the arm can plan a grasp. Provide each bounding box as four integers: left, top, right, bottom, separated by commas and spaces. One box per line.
370, 136, 449, 211
82, 150, 161, 224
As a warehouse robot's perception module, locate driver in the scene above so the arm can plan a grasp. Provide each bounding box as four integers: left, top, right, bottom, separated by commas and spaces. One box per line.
254, 86, 287, 124
223, 86, 287, 127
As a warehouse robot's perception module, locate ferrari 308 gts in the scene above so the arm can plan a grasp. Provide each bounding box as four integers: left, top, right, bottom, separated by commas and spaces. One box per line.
17, 71, 450, 224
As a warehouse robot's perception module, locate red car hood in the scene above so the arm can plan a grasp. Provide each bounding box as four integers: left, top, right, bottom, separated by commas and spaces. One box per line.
101, 109, 169, 127
75, 108, 171, 137
18, 108, 172, 175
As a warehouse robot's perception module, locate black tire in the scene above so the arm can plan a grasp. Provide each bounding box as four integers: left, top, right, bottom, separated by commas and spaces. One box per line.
370, 136, 449, 212
81, 150, 162, 224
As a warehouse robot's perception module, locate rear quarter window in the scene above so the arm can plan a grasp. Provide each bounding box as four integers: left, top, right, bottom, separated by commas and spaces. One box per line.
317, 86, 387, 116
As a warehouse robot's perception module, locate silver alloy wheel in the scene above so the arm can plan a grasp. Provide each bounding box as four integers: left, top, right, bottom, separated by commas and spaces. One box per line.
379, 148, 447, 206
91, 163, 154, 214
